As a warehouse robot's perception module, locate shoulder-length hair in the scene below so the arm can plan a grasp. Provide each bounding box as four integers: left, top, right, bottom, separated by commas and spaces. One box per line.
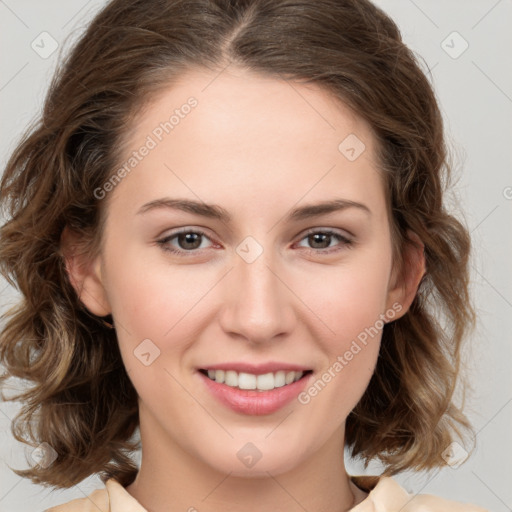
0, 0, 474, 488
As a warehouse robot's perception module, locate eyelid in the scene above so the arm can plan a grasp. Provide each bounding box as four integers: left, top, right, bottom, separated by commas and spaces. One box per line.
299, 226, 354, 241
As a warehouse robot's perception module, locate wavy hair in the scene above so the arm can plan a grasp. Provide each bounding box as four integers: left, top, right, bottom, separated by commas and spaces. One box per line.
0, 0, 475, 488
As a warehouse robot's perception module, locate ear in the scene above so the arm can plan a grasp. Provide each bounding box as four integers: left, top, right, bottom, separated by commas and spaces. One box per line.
60, 225, 111, 317
385, 230, 426, 320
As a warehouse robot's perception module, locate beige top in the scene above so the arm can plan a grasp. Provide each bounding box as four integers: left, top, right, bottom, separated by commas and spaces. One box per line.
44, 475, 489, 511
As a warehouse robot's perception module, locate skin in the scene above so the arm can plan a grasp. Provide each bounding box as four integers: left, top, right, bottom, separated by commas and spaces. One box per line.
63, 66, 425, 512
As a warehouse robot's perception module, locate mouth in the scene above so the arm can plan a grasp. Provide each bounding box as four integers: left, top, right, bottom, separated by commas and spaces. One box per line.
198, 368, 314, 392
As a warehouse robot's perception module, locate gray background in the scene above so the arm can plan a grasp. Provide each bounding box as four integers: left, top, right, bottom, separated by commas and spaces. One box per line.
0, 1, 511, 510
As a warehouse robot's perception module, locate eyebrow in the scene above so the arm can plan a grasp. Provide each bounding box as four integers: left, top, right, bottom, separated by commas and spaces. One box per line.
136, 197, 371, 223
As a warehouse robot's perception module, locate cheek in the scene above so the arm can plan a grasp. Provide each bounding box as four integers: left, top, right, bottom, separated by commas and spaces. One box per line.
101, 247, 212, 384
295, 262, 389, 423
295, 247, 391, 403
301, 253, 392, 344
105, 249, 210, 337
105, 262, 203, 402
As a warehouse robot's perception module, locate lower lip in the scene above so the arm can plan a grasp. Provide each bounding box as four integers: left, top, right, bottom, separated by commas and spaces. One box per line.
198, 371, 312, 415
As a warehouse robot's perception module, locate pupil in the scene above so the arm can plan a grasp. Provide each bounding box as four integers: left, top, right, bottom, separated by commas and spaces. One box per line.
179, 232, 201, 250
310, 233, 330, 249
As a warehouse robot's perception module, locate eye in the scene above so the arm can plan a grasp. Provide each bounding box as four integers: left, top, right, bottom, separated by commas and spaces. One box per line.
156, 228, 215, 255
156, 227, 353, 257
295, 229, 353, 254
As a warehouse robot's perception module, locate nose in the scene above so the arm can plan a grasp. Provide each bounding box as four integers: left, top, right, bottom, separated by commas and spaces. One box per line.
218, 245, 297, 346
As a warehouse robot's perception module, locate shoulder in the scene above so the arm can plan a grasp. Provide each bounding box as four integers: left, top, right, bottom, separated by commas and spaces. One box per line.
43, 487, 109, 512
350, 475, 489, 511
43, 478, 144, 512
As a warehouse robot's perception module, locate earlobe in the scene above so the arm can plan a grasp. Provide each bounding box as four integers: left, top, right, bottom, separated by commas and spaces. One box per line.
386, 230, 426, 321
60, 226, 112, 317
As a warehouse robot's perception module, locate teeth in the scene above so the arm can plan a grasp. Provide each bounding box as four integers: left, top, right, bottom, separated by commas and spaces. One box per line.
274, 371, 286, 388
285, 371, 296, 385
238, 372, 256, 390
225, 370, 238, 387
204, 369, 305, 391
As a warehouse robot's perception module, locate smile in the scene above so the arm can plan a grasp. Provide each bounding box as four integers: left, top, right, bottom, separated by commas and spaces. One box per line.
197, 366, 314, 415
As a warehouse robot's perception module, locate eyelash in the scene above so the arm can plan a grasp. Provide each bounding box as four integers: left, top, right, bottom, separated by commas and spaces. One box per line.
156, 228, 353, 257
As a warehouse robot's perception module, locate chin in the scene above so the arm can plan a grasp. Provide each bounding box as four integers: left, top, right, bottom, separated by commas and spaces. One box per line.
196, 435, 311, 478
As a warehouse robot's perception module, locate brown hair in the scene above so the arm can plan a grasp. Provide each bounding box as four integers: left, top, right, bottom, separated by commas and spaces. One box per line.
0, 0, 475, 489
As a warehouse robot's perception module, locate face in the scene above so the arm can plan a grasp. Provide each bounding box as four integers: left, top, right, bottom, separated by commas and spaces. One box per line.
71, 67, 419, 478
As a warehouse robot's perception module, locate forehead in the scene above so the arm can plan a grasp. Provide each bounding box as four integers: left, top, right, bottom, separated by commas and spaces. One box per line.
108, 67, 387, 221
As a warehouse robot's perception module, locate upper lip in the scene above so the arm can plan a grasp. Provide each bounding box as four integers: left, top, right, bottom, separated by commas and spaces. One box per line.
199, 362, 313, 375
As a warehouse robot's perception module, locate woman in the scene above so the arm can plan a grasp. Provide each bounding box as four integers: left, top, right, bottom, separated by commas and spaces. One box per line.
0, 0, 488, 510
